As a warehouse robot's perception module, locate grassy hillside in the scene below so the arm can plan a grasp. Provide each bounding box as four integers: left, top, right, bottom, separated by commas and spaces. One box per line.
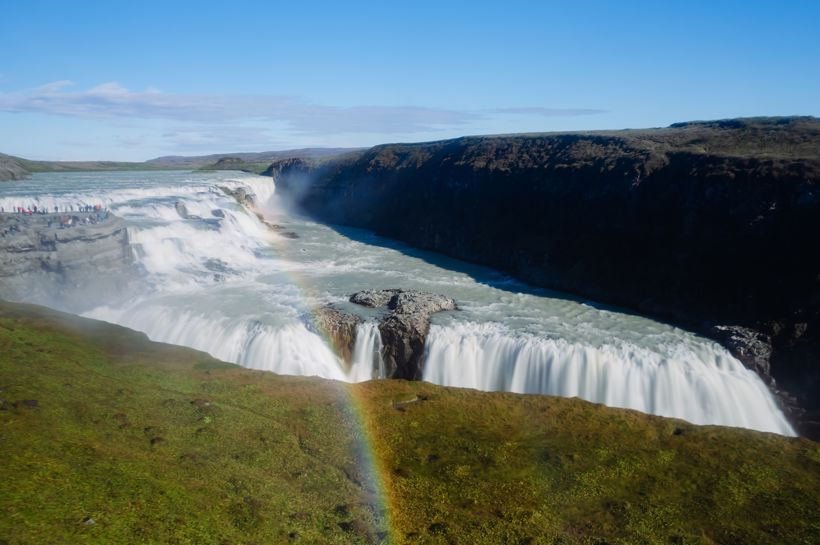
0, 154, 31, 181
0, 147, 357, 180
196, 156, 277, 175
0, 300, 818, 544
15, 158, 167, 173
149, 148, 357, 170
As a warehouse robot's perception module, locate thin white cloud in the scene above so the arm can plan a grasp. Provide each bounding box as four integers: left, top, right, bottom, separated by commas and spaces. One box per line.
0, 81, 604, 136
160, 125, 284, 152
492, 107, 606, 117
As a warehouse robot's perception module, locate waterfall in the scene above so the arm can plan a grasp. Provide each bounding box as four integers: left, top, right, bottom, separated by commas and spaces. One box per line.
7, 170, 795, 436
88, 305, 348, 381
348, 322, 385, 381
422, 322, 795, 435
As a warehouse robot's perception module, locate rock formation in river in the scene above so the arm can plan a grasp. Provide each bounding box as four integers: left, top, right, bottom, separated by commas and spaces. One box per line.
270, 117, 820, 437
312, 306, 363, 364
316, 289, 456, 379
355, 289, 456, 380
218, 186, 256, 208
0, 213, 138, 312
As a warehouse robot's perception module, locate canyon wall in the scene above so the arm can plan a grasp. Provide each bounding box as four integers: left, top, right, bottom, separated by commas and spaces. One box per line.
270, 117, 820, 436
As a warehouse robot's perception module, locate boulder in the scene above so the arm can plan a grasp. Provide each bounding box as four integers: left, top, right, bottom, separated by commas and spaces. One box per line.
174, 201, 189, 219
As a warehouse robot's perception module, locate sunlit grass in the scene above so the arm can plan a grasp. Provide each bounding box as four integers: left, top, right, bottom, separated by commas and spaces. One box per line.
1, 301, 818, 544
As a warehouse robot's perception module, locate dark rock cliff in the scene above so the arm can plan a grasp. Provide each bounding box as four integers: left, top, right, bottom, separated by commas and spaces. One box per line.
270, 117, 820, 437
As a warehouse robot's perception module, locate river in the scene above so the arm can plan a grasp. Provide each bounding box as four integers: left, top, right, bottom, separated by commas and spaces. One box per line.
0, 170, 795, 435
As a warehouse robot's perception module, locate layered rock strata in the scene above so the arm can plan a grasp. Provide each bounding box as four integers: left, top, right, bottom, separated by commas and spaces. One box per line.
0, 213, 137, 312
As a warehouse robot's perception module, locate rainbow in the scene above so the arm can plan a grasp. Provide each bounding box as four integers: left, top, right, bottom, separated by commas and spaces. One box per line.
255, 192, 395, 542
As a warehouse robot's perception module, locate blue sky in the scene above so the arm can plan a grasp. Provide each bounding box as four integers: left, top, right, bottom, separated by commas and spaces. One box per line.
1, 0, 818, 160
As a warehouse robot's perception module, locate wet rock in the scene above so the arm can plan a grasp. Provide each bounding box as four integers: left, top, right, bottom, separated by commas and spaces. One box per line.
312, 306, 363, 364
708, 325, 773, 379
211, 209, 225, 218
219, 186, 256, 208
350, 289, 456, 379
175, 201, 189, 219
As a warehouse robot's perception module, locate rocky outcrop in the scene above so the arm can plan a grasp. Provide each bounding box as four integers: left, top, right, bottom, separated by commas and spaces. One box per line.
175, 201, 191, 219
271, 117, 820, 437
312, 289, 456, 379
312, 306, 363, 364
219, 186, 256, 208
350, 289, 456, 380
708, 325, 773, 379
0, 213, 138, 312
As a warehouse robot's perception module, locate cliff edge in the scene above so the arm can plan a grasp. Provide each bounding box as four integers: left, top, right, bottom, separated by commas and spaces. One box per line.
270, 117, 820, 437
0, 212, 138, 311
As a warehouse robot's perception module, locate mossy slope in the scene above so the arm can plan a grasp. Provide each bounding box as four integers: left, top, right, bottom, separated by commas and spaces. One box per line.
0, 301, 817, 545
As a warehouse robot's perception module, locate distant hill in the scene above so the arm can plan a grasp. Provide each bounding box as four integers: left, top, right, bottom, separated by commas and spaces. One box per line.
0, 147, 358, 181
0, 153, 29, 181
147, 148, 358, 171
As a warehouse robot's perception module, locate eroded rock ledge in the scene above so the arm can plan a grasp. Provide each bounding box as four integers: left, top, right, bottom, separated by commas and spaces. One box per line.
355, 289, 456, 380
314, 289, 456, 379
0, 213, 138, 311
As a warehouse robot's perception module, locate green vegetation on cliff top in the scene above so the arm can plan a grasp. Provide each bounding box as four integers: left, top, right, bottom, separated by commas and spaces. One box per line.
0, 300, 818, 544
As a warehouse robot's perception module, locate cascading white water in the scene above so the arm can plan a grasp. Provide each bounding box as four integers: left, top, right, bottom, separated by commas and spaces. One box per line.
422, 322, 794, 434
0, 170, 798, 436
349, 322, 385, 382
89, 304, 348, 380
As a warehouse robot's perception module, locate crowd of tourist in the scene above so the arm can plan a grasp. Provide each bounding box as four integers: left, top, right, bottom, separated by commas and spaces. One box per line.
0, 203, 111, 229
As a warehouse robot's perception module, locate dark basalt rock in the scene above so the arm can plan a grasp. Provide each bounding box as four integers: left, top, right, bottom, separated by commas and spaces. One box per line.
708, 325, 773, 379
350, 289, 456, 380
312, 289, 455, 379
272, 117, 820, 438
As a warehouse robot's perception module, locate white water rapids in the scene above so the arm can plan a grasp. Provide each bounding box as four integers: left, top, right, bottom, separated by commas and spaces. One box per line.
0, 170, 795, 435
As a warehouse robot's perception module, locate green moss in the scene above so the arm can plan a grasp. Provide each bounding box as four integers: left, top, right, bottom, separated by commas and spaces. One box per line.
0, 301, 818, 545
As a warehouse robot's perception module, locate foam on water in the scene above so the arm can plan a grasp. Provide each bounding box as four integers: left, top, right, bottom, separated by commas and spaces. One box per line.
422, 321, 794, 434
88, 303, 347, 380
